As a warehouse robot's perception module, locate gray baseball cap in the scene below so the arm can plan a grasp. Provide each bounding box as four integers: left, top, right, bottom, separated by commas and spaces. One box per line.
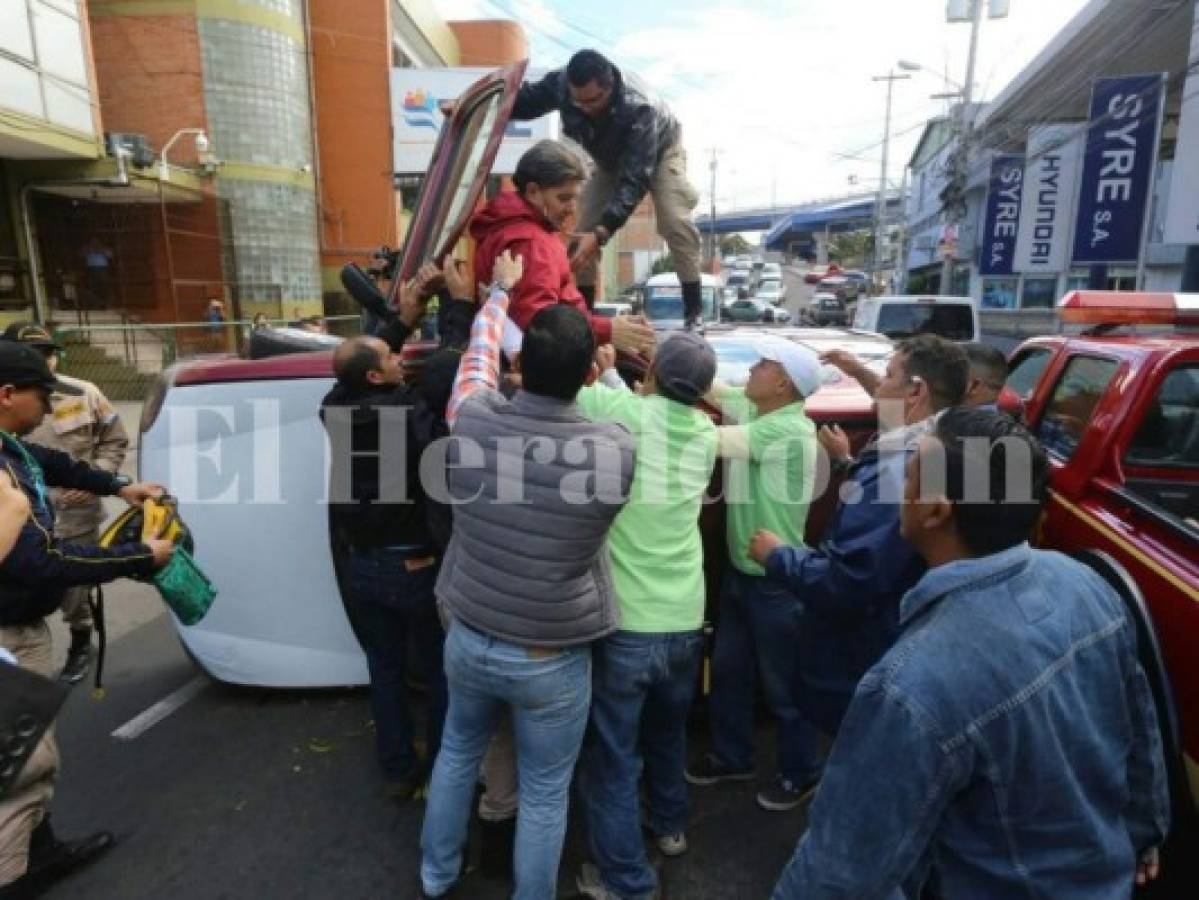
654, 332, 717, 404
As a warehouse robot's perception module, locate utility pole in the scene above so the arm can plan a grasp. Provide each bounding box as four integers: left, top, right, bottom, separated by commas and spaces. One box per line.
940, 0, 985, 294
872, 71, 910, 282
707, 147, 720, 266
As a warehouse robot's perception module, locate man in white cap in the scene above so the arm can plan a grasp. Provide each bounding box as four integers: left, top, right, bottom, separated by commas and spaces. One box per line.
687, 337, 826, 812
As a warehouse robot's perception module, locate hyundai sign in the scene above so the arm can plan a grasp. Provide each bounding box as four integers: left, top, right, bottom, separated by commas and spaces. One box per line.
1071, 74, 1165, 265
977, 154, 1024, 276
1014, 124, 1084, 274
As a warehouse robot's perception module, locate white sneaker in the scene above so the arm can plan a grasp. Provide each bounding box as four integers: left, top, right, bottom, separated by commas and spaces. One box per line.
655, 832, 688, 858
576, 863, 619, 899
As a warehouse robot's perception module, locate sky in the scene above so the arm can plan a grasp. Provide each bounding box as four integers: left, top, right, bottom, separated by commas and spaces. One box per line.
431, 0, 1090, 213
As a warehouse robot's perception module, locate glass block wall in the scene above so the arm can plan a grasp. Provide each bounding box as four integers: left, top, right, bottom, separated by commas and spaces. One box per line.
216, 180, 320, 311
197, 0, 320, 313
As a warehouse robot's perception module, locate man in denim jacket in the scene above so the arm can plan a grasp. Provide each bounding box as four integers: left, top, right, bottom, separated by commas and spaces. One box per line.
772, 408, 1170, 899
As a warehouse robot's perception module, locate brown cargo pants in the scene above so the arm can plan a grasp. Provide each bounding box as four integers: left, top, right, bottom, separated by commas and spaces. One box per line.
0, 623, 59, 885
575, 142, 703, 288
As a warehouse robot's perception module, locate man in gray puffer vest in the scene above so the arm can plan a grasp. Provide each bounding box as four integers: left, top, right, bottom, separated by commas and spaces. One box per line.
420, 250, 637, 900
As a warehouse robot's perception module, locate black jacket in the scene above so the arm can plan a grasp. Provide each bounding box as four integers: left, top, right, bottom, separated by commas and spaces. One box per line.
325, 301, 476, 553
512, 64, 681, 235
0, 435, 157, 626
320, 317, 430, 555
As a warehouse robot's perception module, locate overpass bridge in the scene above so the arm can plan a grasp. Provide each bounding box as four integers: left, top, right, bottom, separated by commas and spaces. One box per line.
695, 190, 904, 257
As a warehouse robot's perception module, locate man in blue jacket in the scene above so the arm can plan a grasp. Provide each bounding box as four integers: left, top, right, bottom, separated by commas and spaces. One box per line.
0, 341, 173, 897
748, 335, 968, 734
772, 408, 1169, 898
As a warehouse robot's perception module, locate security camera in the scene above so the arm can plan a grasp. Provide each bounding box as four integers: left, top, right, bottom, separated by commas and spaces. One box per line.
299, 163, 313, 174
195, 132, 210, 154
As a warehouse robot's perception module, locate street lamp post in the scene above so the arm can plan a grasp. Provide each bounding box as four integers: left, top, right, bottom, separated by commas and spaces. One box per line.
899, 0, 986, 294
872, 71, 911, 283
159, 128, 210, 182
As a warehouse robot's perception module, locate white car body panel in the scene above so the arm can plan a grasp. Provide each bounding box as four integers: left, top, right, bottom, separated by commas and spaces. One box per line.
140, 375, 368, 687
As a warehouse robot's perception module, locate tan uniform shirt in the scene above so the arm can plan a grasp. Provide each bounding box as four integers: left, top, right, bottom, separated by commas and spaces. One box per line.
25, 374, 128, 540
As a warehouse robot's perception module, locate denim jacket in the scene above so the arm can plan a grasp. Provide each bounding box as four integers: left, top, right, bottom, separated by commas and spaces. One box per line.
773, 544, 1170, 900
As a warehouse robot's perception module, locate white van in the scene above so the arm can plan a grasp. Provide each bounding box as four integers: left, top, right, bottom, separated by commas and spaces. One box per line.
643, 272, 723, 328
852, 295, 981, 343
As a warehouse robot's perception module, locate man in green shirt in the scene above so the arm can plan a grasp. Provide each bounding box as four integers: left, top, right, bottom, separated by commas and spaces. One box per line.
687, 337, 826, 813
574, 333, 718, 900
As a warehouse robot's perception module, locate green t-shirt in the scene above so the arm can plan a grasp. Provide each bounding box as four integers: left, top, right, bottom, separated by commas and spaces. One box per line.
576, 382, 717, 632
720, 386, 817, 576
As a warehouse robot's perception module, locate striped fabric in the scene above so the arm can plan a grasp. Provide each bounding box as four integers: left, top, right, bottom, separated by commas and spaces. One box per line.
446, 288, 509, 430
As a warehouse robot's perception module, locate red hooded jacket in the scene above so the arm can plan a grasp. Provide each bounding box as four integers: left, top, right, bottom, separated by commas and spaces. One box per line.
469, 191, 612, 344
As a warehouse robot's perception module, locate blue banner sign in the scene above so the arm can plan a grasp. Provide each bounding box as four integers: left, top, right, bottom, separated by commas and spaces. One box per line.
1071, 74, 1165, 265
977, 155, 1025, 276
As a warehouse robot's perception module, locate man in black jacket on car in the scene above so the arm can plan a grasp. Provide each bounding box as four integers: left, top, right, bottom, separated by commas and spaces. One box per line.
0, 341, 173, 899
511, 49, 705, 326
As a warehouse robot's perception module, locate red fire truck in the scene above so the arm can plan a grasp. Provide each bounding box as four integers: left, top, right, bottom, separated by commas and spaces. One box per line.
1006, 291, 1199, 830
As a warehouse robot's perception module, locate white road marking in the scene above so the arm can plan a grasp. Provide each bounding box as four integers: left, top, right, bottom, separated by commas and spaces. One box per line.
111, 675, 207, 741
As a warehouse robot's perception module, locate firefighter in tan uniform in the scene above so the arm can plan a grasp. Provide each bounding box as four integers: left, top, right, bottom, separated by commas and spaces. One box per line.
2, 324, 129, 684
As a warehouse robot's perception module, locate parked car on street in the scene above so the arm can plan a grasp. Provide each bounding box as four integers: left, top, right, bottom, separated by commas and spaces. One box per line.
761, 262, 783, 281
842, 269, 872, 297
804, 262, 842, 284
853, 295, 980, 343
723, 270, 753, 299
754, 279, 786, 306
644, 272, 723, 328
723, 298, 767, 322
811, 294, 849, 326
817, 275, 859, 303
594, 301, 633, 318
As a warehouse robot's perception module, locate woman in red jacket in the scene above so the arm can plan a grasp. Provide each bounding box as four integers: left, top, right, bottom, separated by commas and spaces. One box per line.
470, 140, 655, 356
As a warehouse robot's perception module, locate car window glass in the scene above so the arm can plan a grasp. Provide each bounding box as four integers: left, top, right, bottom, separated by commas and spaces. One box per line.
1125, 365, 1199, 470
875, 304, 974, 341
1035, 355, 1120, 460
430, 90, 502, 259
1006, 348, 1053, 398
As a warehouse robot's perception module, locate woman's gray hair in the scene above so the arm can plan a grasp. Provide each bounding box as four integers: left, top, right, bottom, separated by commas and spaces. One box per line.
513, 140, 587, 194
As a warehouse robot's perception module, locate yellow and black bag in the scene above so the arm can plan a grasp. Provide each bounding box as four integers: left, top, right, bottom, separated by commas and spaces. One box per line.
99, 494, 193, 558
100, 495, 214, 627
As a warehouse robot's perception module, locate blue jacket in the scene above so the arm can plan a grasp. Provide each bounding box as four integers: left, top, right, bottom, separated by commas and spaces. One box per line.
0, 433, 155, 626
772, 544, 1170, 900
764, 433, 925, 731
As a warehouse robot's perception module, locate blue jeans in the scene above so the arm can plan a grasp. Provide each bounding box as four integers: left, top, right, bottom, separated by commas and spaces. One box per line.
421, 621, 591, 899
580, 630, 703, 899
710, 569, 823, 784
344, 549, 446, 782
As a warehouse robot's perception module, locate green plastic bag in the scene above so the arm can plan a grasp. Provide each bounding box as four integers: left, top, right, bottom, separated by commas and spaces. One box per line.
153, 548, 217, 626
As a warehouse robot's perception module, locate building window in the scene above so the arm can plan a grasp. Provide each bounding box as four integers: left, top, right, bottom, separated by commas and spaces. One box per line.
981, 278, 1018, 310
1107, 272, 1138, 291
1021, 277, 1057, 309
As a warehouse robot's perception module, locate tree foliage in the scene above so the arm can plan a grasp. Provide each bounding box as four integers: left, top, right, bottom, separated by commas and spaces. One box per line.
828, 230, 874, 267
719, 234, 752, 257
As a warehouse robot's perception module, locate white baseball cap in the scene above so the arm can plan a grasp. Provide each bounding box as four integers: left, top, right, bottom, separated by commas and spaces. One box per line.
756, 337, 822, 398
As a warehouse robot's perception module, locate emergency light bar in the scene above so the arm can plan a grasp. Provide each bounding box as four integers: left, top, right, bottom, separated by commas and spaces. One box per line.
1057, 291, 1199, 326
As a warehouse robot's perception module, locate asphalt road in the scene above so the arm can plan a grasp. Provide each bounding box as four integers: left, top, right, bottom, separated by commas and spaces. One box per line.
43, 612, 809, 900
